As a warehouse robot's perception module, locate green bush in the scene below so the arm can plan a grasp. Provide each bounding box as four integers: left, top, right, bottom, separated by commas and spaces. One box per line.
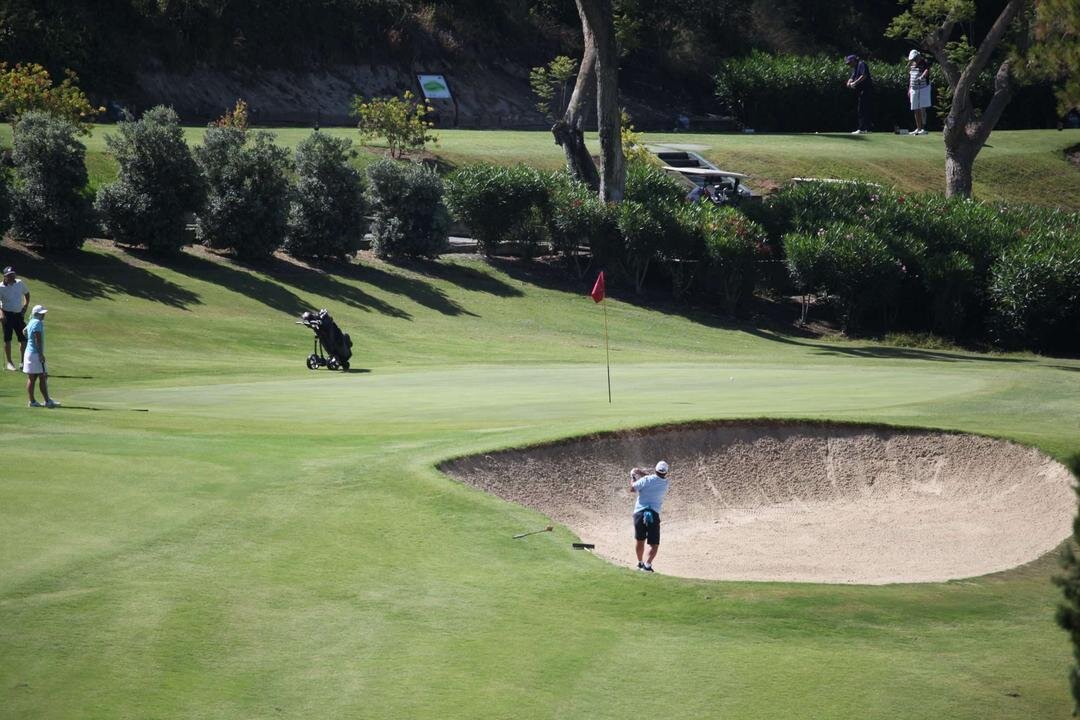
692, 205, 765, 315
624, 160, 686, 210
615, 200, 668, 294
784, 222, 902, 333
195, 127, 292, 260
9, 111, 94, 251
549, 175, 616, 276
366, 159, 449, 260
990, 230, 1080, 354
95, 106, 205, 254
444, 163, 551, 257
0, 167, 10, 240
713, 51, 1059, 132
285, 132, 367, 261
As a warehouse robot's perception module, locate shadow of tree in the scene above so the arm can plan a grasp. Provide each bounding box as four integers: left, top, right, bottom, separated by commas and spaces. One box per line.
146, 250, 317, 318
391, 257, 524, 298
2, 242, 201, 309
300, 257, 478, 317
740, 327, 1031, 363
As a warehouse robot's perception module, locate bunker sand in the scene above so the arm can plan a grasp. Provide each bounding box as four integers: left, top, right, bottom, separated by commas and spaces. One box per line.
442, 422, 1076, 584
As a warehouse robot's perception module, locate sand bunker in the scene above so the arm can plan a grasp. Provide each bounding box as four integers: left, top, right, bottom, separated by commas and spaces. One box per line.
442, 422, 1076, 584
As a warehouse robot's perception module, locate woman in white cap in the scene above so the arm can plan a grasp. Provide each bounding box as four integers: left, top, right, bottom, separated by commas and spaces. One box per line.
908, 49, 932, 135
24, 304, 59, 408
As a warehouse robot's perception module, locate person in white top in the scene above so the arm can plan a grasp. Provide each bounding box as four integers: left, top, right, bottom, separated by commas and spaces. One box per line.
907, 50, 932, 135
0, 266, 30, 371
628, 460, 671, 572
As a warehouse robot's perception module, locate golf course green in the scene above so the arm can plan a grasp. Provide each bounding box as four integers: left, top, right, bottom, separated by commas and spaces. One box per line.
2, 238, 1079, 718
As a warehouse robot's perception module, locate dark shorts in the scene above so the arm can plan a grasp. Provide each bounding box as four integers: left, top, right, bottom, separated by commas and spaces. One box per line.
2, 311, 25, 343
633, 509, 661, 546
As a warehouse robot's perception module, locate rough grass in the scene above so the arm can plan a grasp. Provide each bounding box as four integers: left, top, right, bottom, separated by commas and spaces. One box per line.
1, 239, 1078, 718
1, 126, 1077, 208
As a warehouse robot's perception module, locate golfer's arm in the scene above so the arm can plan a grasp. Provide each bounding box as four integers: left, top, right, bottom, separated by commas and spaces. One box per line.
32, 330, 42, 357
22, 291, 29, 311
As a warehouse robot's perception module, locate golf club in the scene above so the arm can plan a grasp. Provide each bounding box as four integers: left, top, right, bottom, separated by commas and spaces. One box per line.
512, 525, 553, 539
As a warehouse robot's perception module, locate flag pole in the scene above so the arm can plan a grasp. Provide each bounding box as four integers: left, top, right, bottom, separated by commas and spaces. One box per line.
603, 296, 611, 403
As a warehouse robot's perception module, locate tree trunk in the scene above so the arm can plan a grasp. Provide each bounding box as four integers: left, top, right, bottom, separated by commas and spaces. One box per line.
577, 0, 624, 203
944, 142, 976, 198
552, 15, 599, 190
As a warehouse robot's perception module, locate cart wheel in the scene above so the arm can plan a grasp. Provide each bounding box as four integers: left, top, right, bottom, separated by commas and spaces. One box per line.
306, 354, 321, 370
340, 361, 350, 371
327, 357, 340, 371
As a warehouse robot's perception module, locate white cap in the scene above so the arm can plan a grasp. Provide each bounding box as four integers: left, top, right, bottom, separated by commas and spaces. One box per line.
908, 49, 921, 60
655, 460, 669, 475
31, 304, 47, 316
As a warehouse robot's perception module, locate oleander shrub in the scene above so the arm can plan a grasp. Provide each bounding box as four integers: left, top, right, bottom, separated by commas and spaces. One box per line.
366, 158, 449, 260
624, 160, 686, 211
444, 163, 552, 257
990, 230, 1080, 354
9, 111, 93, 251
194, 126, 292, 260
95, 106, 205, 254
615, 200, 668, 294
0, 167, 10, 239
549, 175, 616, 276
784, 222, 902, 333
699, 205, 766, 315
285, 132, 367, 260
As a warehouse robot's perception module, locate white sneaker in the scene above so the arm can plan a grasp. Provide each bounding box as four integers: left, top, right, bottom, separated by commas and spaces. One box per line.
28, 400, 43, 408
45, 399, 60, 408
5, 362, 14, 371
851, 130, 864, 134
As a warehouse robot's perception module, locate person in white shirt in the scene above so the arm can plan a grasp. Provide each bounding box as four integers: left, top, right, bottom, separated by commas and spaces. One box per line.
0, 266, 30, 371
908, 50, 932, 135
628, 460, 671, 572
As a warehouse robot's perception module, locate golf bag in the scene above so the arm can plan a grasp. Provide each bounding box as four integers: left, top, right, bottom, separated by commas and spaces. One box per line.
297, 309, 353, 371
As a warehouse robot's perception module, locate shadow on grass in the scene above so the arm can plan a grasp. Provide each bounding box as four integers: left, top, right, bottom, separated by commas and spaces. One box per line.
490, 256, 1035, 365
147, 250, 317, 318
739, 327, 1030, 363
392, 257, 524, 299
2, 242, 201, 309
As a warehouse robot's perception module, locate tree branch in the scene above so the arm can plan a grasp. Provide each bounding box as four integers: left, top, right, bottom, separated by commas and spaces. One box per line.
955, 0, 1026, 101
972, 59, 1016, 146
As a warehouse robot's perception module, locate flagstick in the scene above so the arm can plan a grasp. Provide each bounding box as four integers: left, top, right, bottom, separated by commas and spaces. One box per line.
603, 297, 611, 403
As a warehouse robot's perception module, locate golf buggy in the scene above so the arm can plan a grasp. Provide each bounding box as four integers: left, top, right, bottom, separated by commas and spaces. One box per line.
296, 309, 353, 371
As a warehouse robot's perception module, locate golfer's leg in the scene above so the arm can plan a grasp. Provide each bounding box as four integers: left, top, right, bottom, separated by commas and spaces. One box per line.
646, 544, 658, 565
4, 340, 11, 365
39, 374, 49, 402
635, 540, 645, 563
27, 374, 36, 403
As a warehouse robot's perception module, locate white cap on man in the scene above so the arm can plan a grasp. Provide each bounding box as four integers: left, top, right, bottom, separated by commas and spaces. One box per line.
31, 304, 47, 316
655, 460, 669, 476
908, 49, 921, 60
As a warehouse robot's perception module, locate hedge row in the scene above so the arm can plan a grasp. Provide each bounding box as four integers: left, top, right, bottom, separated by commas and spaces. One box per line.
752, 181, 1080, 353
714, 51, 1060, 132
445, 161, 767, 312
6, 108, 448, 261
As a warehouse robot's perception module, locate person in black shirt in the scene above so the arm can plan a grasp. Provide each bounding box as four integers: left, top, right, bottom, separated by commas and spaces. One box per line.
845, 54, 874, 134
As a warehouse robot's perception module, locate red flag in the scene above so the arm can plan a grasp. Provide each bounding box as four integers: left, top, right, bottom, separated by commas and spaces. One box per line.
590, 271, 605, 303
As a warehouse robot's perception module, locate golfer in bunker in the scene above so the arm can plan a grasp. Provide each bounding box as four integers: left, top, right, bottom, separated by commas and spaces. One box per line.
629, 461, 670, 572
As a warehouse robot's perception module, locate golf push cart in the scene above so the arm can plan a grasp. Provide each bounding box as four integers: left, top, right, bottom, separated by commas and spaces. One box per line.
296, 309, 353, 371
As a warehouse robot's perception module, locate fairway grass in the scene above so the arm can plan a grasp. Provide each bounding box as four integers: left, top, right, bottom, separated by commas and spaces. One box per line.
1, 240, 1079, 718
2, 125, 1078, 208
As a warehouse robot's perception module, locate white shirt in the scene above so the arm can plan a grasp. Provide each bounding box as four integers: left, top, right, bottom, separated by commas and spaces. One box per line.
0, 280, 28, 312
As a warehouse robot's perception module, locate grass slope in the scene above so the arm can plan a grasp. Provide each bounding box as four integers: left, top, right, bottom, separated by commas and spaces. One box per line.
1, 240, 1079, 719
2, 126, 1078, 208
